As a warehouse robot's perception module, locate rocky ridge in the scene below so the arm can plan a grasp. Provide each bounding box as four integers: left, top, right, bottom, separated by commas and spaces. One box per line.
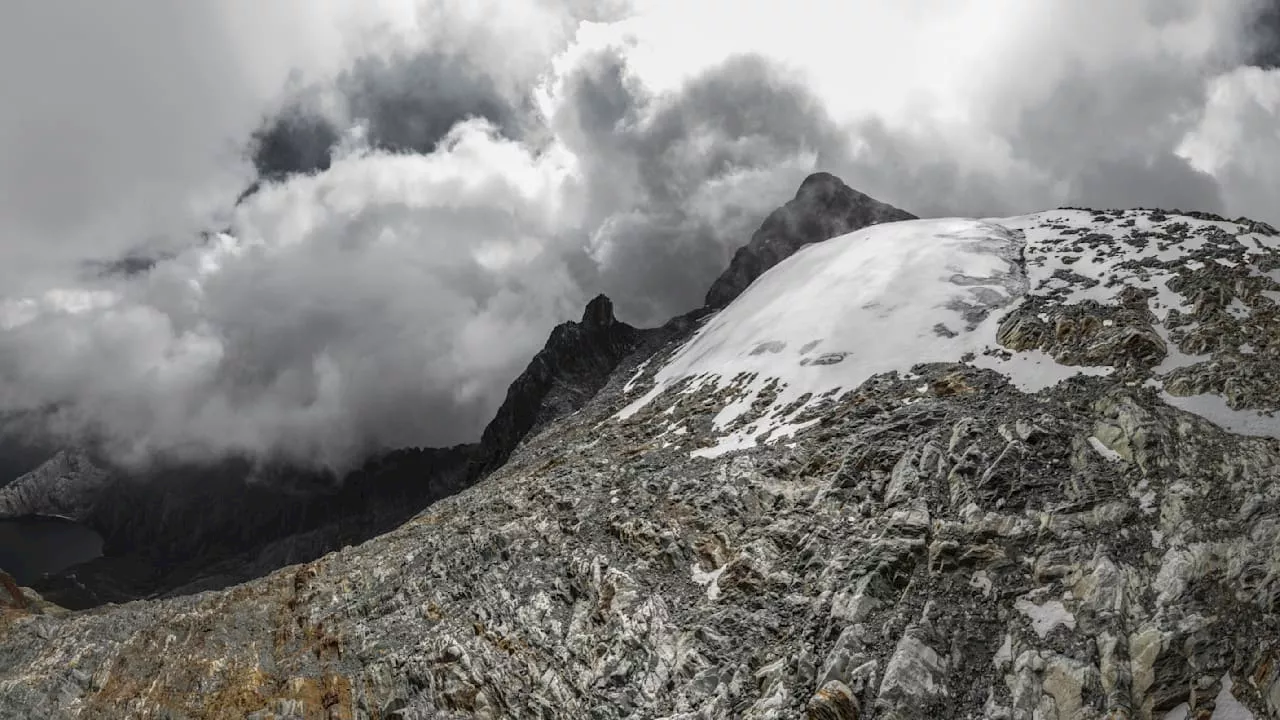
2, 179, 1280, 718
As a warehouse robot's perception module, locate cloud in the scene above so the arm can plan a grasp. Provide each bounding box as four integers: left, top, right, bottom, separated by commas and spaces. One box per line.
0, 0, 1278, 473
0, 38, 852, 469
0, 1, 366, 296
1, 121, 584, 469
1180, 66, 1280, 223
544, 39, 853, 322
243, 50, 526, 188
248, 104, 343, 184
1240, 0, 1280, 69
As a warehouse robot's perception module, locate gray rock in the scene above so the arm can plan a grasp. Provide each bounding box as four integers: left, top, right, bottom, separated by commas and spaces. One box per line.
807, 680, 861, 720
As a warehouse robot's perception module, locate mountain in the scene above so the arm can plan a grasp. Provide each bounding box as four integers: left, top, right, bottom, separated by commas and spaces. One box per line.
476, 294, 641, 474
0, 296, 639, 608
704, 171, 915, 309
4, 178, 1280, 718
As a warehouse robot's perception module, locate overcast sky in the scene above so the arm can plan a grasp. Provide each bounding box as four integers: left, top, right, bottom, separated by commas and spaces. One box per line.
0, 0, 1277, 470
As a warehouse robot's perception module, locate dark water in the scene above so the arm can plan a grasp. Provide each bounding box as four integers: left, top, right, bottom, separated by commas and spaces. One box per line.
0, 516, 104, 585
0, 441, 52, 489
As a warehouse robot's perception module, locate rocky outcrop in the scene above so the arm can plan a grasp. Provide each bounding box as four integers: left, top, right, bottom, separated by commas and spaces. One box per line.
477, 294, 639, 472
704, 172, 915, 309
0, 449, 108, 521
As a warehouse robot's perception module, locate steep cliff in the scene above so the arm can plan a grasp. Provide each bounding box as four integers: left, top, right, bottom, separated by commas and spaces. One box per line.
477, 294, 640, 473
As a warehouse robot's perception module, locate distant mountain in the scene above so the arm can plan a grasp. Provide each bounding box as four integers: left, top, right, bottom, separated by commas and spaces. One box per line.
5, 175, 1280, 718
1, 294, 642, 607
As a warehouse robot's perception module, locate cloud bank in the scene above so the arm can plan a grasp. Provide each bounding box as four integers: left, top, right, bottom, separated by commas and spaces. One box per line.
0, 0, 1277, 471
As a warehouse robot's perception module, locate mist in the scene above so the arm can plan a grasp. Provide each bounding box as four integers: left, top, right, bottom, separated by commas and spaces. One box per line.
0, 0, 1277, 471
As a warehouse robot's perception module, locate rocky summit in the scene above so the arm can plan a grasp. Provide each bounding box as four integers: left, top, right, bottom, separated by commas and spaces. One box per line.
2, 176, 1280, 719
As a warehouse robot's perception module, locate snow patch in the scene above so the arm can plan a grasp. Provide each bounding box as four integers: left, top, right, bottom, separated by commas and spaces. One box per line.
1014, 598, 1077, 638
1151, 321, 1211, 375
970, 570, 993, 598
690, 563, 727, 601
970, 349, 1113, 392
1161, 392, 1280, 439
1088, 436, 1124, 462
622, 357, 653, 394
1161, 674, 1255, 719
1211, 674, 1257, 719
617, 208, 1280, 455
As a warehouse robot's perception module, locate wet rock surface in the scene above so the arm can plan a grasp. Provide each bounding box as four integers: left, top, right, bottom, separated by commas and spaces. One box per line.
2, 191, 1280, 718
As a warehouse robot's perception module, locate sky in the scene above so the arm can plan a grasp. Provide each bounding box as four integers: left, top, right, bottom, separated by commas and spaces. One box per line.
0, 0, 1277, 471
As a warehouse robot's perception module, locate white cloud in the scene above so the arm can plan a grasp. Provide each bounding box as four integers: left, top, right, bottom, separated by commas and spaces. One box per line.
1181, 66, 1280, 221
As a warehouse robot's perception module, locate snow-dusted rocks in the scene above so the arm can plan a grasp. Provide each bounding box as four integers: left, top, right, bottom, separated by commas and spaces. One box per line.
620, 218, 1029, 456
994, 207, 1280, 436
621, 205, 1280, 459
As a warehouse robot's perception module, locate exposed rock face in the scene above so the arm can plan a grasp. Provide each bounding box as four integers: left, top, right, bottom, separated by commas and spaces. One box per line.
704, 172, 915, 309
477, 294, 639, 472
0, 449, 109, 522
3, 184, 1280, 719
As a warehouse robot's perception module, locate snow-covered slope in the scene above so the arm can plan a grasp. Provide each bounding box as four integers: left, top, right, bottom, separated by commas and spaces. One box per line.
619, 218, 1030, 455
620, 208, 1280, 457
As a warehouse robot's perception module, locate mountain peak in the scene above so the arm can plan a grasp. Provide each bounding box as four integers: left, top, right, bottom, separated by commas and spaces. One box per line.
477, 294, 638, 472
792, 170, 845, 199
704, 172, 916, 308
580, 293, 617, 328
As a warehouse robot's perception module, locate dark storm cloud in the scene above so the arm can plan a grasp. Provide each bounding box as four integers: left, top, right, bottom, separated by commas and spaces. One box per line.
1241, 0, 1280, 69
551, 49, 853, 323
339, 51, 525, 154
1066, 153, 1226, 213
241, 48, 531, 199
249, 104, 342, 183
1008, 62, 1227, 215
